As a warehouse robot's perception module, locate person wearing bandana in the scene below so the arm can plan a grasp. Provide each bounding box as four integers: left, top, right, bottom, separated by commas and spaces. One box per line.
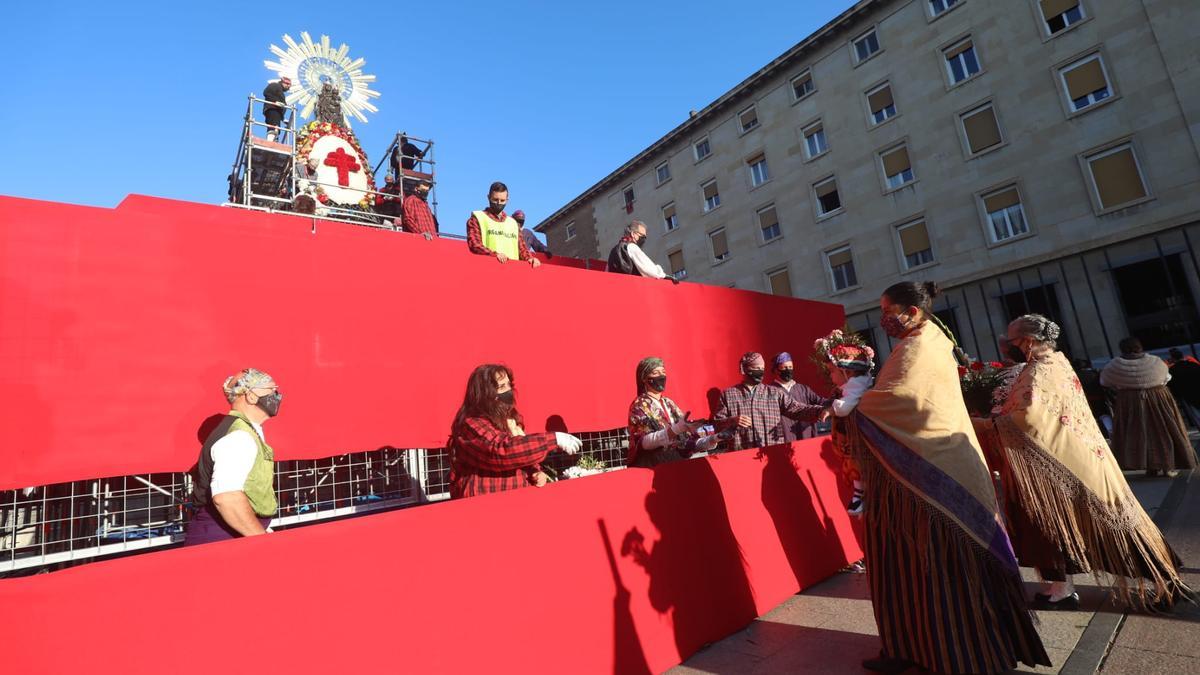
715, 352, 818, 450
606, 221, 678, 283
186, 368, 284, 545
626, 357, 720, 467
769, 352, 830, 442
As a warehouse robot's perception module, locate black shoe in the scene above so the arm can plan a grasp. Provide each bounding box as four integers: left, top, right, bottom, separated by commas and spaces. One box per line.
861, 653, 914, 673
1033, 592, 1080, 610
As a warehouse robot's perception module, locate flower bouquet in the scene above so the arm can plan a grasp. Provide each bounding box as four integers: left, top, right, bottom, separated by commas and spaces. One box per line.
563, 453, 607, 479
811, 327, 876, 385
959, 360, 1008, 417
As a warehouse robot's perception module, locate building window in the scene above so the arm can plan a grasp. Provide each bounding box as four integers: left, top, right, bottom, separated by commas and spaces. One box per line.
1059, 54, 1112, 112
880, 145, 915, 190
702, 179, 721, 213
944, 38, 981, 84
738, 105, 759, 133
826, 246, 858, 291
981, 186, 1029, 242
709, 228, 730, 262
814, 178, 842, 217
1040, 0, 1085, 35
668, 250, 686, 280
655, 161, 671, 185
622, 186, 635, 213
662, 203, 678, 232
867, 83, 896, 125
961, 103, 1003, 155
757, 204, 781, 242
803, 121, 828, 159
929, 0, 960, 17
1085, 143, 1148, 211
694, 136, 711, 162
565, 221, 577, 241
791, 70, 815, 100
767, 267, 792, 297
1112, 254, 1200, 350
897, 220, 935, 269
853, 29, 881, 63
748, 154, 770, 187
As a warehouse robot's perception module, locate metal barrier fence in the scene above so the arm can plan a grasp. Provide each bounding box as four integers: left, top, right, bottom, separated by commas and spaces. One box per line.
1, 428, 635, 575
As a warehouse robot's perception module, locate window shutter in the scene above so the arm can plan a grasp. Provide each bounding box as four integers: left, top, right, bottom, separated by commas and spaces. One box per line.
816, 180, 838, 198
668, 251, 684, 273
1090, 148, 1146, 208
983, 188, 1021, 214
770, 270, 792, 297
898, 222, 931, 256
828, 248, 852, 268
711, 230, 729, 258
703, 182, 719, 200
881, 146, 911, 177
805, 123, 823, 138
945, 40, 973, 59
758, 206, 778, 229
1040, 0, 1077, 19
868, 85, 893, 112
1064, 58, 1106, 100
963, 107, 1002, 153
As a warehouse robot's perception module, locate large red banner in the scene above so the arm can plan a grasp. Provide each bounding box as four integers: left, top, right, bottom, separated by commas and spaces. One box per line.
0, 195, 844, 490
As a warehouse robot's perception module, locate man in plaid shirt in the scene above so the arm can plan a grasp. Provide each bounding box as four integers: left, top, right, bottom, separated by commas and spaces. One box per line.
448, 364, 582, 498
401, 180, 439, 239
716, 352, 827, 450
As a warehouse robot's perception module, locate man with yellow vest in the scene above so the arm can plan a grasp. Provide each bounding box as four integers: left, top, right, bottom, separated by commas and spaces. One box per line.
466, 181, 541, 267
185, 368, 282, 545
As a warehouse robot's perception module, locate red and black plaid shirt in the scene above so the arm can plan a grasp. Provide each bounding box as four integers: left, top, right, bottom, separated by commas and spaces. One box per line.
466, 211, 533, 260
401, 194, 438, 237
716, 383, 818, 450
448, 417, 556, 498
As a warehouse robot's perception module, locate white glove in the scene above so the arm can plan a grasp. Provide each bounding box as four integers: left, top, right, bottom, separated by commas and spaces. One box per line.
695, 435, 720, 452
555, 432, 583, 455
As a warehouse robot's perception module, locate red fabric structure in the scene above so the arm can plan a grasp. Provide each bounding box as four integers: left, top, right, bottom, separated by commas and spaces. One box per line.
0, 439, 863, 674
0, 195, 843, 490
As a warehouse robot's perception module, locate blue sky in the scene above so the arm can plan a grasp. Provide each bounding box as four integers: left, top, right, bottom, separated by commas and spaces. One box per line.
3, 1, 846, 237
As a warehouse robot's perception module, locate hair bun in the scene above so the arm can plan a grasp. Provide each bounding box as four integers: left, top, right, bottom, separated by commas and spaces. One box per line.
922, 281, 941, 299
1043, 320, 1061, 341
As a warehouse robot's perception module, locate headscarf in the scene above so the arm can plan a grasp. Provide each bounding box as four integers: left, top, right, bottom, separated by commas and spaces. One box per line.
636, 357, 664, 394
740, 352, 764, 372
222, 368, 275, 403
773, 352, 793, 370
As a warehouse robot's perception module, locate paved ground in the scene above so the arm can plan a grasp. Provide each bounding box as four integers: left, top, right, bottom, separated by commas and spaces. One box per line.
671, 469, 1200, 674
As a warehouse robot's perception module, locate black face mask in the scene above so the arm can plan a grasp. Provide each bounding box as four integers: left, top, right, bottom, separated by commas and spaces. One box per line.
880, 314, 907, 338
646, 376, 667, 393
255, 391, 283, 417
1006, 345, 1027, 363
777, 369, 794, 382
634, 233, 647, 246
496, 390, 515, 405
746, 370, 765, 384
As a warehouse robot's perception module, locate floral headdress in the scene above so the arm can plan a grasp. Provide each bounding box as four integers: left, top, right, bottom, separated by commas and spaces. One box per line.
811, 328, 876, 379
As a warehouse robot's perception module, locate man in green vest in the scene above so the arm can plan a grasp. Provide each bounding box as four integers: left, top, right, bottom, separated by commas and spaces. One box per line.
466, 181, 541, 267
185, 368, 283, 545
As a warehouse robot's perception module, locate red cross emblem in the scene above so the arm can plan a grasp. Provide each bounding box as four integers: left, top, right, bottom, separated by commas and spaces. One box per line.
323, 147, 362, 187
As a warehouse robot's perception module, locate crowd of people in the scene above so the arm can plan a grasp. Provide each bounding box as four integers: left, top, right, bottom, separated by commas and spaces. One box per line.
190, 173, 1200, 671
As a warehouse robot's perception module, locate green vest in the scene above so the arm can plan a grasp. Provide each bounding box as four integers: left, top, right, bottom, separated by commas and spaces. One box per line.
226, 411, 278, 517
474, 210, 521, 259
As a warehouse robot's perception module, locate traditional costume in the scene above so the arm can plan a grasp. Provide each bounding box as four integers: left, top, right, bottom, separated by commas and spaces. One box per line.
978, 351, 1190, 607
1100, 354, 1195, 472
848, 322, 1049, 673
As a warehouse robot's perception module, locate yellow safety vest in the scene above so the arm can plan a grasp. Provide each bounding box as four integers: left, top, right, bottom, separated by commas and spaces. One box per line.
473, 210, 521, 260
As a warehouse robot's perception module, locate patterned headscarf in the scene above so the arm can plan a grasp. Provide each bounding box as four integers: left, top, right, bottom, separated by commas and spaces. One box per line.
636, 357, 664, 394
222, 368, 275, 403
773, 352, 793, 370
740, 352, 764, 372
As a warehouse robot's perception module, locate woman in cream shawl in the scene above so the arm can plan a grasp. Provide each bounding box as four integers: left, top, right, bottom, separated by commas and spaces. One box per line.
846, 282, 1048, 674
978, 315, 1189, 610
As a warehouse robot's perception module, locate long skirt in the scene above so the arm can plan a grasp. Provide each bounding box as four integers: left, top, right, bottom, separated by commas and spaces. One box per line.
1111, 386, 1196, 471
861, 456, 1050, 674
